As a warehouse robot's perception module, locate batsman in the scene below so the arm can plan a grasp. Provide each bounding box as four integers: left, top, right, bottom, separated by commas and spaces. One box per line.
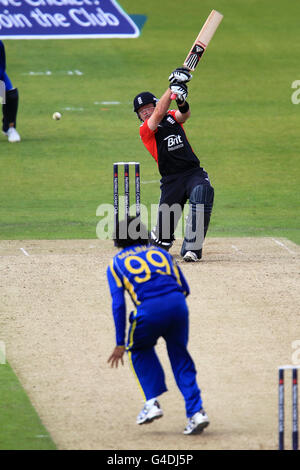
133, 68, 214, 261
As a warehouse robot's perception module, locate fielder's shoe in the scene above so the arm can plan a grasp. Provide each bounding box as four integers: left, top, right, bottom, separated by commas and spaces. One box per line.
183, 251, 199, 262
136, 400, 163, 425
183, 409, 209, 435
4, 127, 21, 143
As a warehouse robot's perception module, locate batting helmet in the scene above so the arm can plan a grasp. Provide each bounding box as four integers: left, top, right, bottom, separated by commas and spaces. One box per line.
133, 92, 158, 114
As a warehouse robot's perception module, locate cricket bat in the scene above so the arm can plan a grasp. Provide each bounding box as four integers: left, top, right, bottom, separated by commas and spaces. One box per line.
171, 9, 223, 99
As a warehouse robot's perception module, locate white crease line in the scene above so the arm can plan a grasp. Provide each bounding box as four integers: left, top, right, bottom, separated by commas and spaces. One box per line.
271, 238, 296, 255
231, 244, 243, 253
20, 248, 30, 256
63, 107, 84, 111
94, 101, 121, 105
141, 180, 160, 184
22, 70, 83, 76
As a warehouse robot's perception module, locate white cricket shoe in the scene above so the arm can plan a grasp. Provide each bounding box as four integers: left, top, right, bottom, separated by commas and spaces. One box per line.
136, 400, 163, 425
4, 127, 21, 143
183, 251, 198, 262
183, 409, 209, 435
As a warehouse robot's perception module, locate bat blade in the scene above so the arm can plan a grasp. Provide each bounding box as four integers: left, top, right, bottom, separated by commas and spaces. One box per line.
184, 10, 223, 71
171, 10, 223, 99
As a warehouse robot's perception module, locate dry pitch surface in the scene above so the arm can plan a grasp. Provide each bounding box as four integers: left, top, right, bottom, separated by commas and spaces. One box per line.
0, 237, 299, 450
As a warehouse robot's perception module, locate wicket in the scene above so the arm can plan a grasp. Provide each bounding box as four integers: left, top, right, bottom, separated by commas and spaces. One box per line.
113, 162, 140, 238
278, 365, 299, 450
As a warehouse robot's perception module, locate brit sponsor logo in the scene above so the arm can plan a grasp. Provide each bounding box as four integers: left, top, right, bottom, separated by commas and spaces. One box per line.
0, 0, 139, 39
164, 134, 184, 151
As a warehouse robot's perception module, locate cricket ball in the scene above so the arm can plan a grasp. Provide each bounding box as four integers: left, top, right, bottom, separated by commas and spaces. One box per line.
52, 112, 62, 120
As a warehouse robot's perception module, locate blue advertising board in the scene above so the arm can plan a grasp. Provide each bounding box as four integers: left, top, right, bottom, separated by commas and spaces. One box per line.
0, 0, 140, 38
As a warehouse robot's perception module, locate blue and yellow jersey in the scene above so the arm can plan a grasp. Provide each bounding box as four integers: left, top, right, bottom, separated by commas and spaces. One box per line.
107, 244, 190, 346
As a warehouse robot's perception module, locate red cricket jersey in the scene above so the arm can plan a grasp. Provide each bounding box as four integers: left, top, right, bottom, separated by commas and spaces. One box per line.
139, 110, 200, 177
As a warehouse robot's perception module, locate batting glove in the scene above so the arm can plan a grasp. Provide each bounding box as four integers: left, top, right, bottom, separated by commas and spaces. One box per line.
169, 81, 188, 103
169, 67, 192, 84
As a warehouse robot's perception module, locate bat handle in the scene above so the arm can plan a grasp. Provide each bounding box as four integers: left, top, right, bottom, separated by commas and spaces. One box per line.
170, 93, 177, 100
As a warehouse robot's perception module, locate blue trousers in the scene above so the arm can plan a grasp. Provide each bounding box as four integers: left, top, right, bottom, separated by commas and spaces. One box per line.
126, 291, 203, 417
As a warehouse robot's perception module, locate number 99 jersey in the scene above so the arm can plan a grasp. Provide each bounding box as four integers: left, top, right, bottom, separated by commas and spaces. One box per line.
107, 244, 190, 305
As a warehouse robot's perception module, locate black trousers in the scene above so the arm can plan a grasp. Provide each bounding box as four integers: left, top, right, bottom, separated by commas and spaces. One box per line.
155, 167, 214, 248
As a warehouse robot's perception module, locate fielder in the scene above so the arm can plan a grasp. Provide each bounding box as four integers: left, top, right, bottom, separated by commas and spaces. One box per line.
107, 216, 209, 435
133, 68, 214, 261
0, 41, 21, 143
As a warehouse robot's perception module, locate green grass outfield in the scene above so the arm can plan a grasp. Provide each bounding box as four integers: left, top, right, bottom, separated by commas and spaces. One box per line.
0, 0, 299, 450
0, 0, 299, 242
0, 362, 56, 450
